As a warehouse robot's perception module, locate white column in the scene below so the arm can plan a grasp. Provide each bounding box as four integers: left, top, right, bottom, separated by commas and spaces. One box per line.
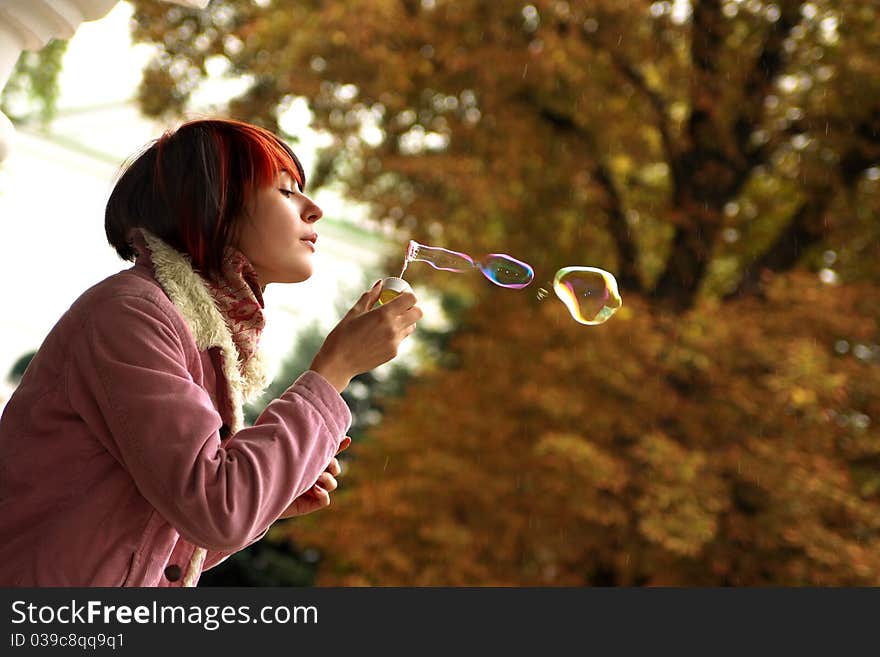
0, 20, 23, 92
0, 17, 23, 162
0, 0, 208, 164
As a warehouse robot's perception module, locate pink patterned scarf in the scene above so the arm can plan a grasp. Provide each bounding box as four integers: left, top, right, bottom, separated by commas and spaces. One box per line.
203, 248, 266, 372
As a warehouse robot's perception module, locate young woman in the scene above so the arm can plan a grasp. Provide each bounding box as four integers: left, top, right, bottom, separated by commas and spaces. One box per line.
0, 118, 422, 586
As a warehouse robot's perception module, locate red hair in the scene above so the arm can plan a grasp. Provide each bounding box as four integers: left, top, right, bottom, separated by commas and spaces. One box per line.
106, 118, 305, 280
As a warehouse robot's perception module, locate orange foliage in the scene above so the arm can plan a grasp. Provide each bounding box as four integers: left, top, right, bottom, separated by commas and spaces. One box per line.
129, 0, 880, 584
287, 272, 879, 585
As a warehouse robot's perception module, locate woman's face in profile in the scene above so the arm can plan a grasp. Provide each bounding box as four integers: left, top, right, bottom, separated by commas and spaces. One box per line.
235, 170, 323, 285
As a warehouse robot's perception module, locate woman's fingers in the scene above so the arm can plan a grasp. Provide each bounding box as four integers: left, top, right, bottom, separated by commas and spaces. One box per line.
379, 292, 422, 326
347, 280, 383, 318
316, 471, 338, 492
326, 457, 341, 477
399, 305, 424, 327
381, 290, 418, 310
311, 485, 331, 508
382, 304, 422, 340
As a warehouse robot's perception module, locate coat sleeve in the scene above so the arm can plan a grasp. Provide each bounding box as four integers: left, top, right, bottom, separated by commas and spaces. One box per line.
67, 292, 351, 552
202, 529, 268, 572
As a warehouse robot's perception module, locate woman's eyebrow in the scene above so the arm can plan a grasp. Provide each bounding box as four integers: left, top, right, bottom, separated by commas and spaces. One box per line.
279, 171, 302, 191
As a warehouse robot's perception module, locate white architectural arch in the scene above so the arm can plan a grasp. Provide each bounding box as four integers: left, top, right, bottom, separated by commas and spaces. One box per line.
0, 0, 208, 162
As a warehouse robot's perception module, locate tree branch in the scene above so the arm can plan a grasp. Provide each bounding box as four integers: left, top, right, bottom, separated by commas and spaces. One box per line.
652, 204, 722, 312
590, 159, 644, 293
579, 26, 679, 186
724, 192, 832, 300
687, 0, 727, 151
608, 51, 678, 167
733, 0, 804, 176
536, 104, 643, 293
650, 1, 737, 312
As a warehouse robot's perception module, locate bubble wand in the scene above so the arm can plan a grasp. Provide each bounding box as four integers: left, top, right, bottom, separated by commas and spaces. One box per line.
379, 240, 623, 326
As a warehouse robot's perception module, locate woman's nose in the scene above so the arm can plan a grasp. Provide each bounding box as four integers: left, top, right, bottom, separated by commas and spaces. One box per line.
304, 200, 323, 223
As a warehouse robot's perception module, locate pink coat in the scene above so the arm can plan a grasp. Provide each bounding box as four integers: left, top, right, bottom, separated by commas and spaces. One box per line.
0, 234, 351, 586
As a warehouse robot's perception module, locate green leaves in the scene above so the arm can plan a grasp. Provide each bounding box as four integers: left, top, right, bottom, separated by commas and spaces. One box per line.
1, 39, 68, 124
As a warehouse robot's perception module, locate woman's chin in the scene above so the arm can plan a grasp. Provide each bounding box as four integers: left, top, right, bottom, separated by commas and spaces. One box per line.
281, 268, 313, 284
257, 260, 313, 285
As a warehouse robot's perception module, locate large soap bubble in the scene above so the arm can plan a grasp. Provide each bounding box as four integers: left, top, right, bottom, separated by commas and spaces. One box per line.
552, 267, 622, 325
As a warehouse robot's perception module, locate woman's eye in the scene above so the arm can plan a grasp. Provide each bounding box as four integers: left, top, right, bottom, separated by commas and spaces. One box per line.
279, 188, 295, 198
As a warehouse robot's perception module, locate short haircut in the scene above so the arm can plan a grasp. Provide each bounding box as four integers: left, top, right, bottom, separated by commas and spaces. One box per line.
105, 118, 305, 281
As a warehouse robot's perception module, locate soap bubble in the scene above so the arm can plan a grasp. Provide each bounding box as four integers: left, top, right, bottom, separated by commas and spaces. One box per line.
477, 254, 534, 289
552, 267, 622, 325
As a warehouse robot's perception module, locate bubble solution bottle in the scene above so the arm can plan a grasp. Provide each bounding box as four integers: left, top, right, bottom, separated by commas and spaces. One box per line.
377, 276, 414, 305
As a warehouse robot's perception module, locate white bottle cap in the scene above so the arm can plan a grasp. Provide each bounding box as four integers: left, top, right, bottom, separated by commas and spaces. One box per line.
382, 277, 413, 294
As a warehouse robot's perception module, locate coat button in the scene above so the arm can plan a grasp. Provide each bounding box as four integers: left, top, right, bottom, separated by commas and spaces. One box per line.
164, 564, 182, 582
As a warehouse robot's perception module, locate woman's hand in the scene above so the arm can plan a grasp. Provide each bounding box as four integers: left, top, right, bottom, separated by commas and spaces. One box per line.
279, 436, 352, 518
310, 280, 423, 393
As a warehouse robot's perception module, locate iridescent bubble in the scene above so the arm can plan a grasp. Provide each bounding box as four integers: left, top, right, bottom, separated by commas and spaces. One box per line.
477, 254, 534, 289
553, 267, 622, 325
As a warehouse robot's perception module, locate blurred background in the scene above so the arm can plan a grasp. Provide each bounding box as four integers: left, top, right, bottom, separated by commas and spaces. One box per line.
1, 0, 878, 585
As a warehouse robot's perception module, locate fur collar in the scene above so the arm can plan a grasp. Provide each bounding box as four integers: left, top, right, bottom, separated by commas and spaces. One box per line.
139, 230, 269, 434
137, 230, 271, 587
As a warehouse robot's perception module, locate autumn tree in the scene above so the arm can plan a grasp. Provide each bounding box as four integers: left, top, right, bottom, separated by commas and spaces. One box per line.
130, 0, 880, 584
